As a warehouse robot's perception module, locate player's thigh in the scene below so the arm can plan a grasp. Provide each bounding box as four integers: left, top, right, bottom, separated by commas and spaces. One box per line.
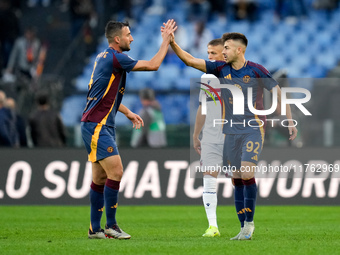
201, 143, 223, 177
92, 161, 107, 185
240, 132, 263, 164
98, 155, 123, 181
240, 132, 263, 179
223, 134, 242, 170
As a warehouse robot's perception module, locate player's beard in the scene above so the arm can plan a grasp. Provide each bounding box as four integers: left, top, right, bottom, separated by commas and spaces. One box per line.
121, 43, 131, 52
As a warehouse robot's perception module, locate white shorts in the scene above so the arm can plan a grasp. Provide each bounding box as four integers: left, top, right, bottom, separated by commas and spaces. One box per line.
200, 143, 223, 169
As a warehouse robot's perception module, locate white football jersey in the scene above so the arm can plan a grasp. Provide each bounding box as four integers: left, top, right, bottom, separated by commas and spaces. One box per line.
199, 73, 224, 145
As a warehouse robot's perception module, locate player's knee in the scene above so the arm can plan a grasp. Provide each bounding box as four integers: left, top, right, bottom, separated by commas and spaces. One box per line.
108, 167, 123, 181
93, 174, 107, 185
116, 168, 123, 179
242, 172, 254, 180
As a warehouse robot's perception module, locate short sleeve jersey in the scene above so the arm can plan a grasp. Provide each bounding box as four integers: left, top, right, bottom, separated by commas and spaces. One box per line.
205, 60, 277, 134
81, 47, 137, 127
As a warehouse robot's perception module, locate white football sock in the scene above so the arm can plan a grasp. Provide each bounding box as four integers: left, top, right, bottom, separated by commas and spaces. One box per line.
202, 175, 218, 228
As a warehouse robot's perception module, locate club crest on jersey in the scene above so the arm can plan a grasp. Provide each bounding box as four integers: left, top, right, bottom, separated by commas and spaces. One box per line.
243, 75, 251, 83
107, 146, 114, 153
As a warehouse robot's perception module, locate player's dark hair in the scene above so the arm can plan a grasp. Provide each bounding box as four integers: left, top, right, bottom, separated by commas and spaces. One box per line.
222, 32, 248, 47
105, 21, 130, 43
208, 38, 223, 47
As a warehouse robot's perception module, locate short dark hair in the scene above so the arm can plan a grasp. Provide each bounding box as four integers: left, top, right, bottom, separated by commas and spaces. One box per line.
208, 38, 223, 47
105, 21, 130, 43
36, 93, 49, 105
221, 32, 248, 47
139, 88, 155, 101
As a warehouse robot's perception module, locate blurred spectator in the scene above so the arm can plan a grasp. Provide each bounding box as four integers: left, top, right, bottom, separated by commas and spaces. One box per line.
208, 0, 226, 21
313, 0, 339, 18
313, 0, 339, 10
131, 88, 167, 148
6, 97, 27, 147
191, 21, 214, 57
186, 0, 211, 22
69, 0, 97, 39
275, 0, 308, 22
229, 0, 258, 22
107, 0, 133, 21
27, 0, 51, 7
0, 0, 20, 74
5, 26, 41, 81
29, 93, 66, 147
0, 90, 19, 147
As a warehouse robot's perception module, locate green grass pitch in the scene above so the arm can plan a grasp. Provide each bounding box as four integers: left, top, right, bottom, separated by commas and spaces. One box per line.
0, 205, 339, 255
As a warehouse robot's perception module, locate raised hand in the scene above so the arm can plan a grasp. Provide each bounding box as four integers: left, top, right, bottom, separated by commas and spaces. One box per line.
161, 19, 177, 44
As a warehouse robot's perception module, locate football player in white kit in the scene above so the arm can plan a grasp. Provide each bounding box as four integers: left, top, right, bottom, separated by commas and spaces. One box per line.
192, 39, 225, 237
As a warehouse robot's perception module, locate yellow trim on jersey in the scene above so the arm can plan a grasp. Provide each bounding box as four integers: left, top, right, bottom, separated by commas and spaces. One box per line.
103, 74, 115, 98
100, 74, 116, 125
89, 123, 103, 162
100, 98, 116, 125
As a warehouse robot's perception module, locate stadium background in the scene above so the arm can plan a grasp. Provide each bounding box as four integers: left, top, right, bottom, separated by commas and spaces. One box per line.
0, 0, 340, 205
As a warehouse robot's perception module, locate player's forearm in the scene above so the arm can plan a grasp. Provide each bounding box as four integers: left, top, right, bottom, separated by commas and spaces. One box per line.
170, 41, 194, 67
193, 106, 205, 139
170, 41, 206, 72
148, 40, 169, 71
285, 104, 294, 125
276, 85, 294, 125
118, 104, 131, 116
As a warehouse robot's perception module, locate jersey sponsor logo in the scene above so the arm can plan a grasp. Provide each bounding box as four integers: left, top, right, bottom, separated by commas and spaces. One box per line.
119, 87, 125, 95
243, 75, 251, 83
107, 146, 114, 153
225, 74, 232, 80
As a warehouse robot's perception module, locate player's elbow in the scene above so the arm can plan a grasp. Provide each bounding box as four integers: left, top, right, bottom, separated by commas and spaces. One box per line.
147, 61, 160, 71
150, 65, 159, 71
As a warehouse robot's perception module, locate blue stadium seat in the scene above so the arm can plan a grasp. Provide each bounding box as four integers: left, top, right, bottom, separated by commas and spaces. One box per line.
132, 70, 156, 84
61, 95, 86, 126
157, 64, 181, 90
126, 73, 146, 91
121, 94, 140, 113
183, 67, 203, 79
75, 75, 90, 92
